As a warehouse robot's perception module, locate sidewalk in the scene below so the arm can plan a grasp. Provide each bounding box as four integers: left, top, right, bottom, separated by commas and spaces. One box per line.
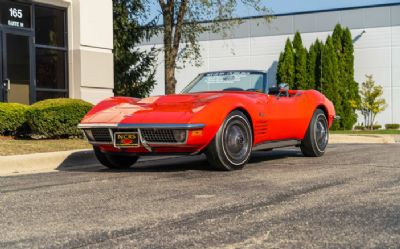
0, 134, 398, 176
329, 134, 400, 144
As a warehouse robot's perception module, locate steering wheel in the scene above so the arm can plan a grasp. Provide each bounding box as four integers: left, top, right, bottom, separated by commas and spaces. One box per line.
223, 87, 244, 91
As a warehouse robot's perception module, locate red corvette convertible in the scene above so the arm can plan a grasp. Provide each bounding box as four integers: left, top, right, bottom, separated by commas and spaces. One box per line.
79, 70, 336, 171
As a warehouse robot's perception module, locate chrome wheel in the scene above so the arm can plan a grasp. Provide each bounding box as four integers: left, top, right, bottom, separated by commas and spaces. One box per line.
222, 118, 251, 165
314, 116, 328, 152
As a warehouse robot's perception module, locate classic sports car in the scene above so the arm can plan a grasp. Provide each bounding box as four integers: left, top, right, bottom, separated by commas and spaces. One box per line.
78, 70, 336, 171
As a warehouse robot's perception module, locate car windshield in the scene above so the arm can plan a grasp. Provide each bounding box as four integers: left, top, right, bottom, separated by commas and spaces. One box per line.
182, 71, 265, 93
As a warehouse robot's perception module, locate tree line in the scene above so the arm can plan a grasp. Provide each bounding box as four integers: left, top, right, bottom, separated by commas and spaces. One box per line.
276, 24, 360, 130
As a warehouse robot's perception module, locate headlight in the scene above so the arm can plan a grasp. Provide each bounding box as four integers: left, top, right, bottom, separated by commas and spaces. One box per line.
172, 130, 187, 143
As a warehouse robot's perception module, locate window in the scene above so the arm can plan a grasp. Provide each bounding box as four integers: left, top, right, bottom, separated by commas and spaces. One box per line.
34, 5, 67, 101
35, 6, 65, 47
36, 48, 66, 89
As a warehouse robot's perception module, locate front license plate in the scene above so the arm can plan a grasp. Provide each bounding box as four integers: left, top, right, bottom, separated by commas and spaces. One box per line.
114, 132, 140, 148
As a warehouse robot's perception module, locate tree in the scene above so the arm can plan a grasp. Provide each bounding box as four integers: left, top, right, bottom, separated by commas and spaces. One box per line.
276, 39, 295, 88
307, 39, 323, 90
321, 36, 341, 130
352, 75, 387, 130
113, 0, 157, 98
156, 0, 271, 94
341, 27, 360, 129
292, 32, 308, 89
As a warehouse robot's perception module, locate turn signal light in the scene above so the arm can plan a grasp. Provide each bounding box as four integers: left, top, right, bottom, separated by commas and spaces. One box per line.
191, 130, 203, 136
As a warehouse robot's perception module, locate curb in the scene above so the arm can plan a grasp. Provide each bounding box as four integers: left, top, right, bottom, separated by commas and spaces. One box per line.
0, 149, 96, 176
0, 149, 181, 176
329, 134, 399, 144
0, 134, 398, 176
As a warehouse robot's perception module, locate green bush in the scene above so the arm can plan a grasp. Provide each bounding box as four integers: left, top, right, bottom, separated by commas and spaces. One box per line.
372, 124, 382, 130
385, 124, 400, 130
27, 98, 93, 138
0, 103, 29, 135
353, 125, 365, 130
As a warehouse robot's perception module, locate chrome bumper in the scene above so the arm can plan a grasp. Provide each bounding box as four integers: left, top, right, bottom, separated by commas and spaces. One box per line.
78, 123, 205, 152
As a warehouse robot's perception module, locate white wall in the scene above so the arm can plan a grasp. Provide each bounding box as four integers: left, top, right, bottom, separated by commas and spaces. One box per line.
143, 25, 400, 125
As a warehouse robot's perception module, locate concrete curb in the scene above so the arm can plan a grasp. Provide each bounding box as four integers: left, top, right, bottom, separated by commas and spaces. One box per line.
329, 134, 399, 144
0, 134, 398, 176
0, 149, 180, 176
0, 149, 96, 176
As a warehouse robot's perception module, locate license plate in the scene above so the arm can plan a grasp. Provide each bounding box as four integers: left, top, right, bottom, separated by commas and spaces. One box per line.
114, 132, 140, 148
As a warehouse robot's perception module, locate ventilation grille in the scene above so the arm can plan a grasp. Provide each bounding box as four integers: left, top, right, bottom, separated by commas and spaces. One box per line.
141, 129, 183, 144
85, 128, 112, 142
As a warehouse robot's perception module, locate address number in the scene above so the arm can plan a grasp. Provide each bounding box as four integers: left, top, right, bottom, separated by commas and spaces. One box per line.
9, 8, 23, 19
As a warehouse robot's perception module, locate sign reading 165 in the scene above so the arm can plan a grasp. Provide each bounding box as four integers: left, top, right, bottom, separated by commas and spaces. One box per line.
9, 8, 23, 19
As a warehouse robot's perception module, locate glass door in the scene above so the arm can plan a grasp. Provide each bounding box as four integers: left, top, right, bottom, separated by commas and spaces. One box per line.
0, 30, 3, 102
2, 32, 32, 104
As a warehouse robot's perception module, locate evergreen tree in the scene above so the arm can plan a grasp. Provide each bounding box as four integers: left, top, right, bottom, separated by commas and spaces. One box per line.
276, 52, 284, 84
307, 39, 323, 90
341, 27, 360, 129
276, 39, 295, 88
113, 0, 157, 98
292, 32, 308, 89
321, 36, 342, 130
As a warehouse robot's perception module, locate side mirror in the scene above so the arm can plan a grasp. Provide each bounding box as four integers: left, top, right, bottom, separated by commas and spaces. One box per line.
278, 83, 289, 96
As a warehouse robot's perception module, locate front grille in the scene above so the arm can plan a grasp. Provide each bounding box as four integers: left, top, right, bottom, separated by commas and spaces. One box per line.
141, 129, 184, 144
85, 128, 112, 142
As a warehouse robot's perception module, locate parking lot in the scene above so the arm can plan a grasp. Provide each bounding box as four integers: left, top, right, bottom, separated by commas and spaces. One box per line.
1, 143, 399, 248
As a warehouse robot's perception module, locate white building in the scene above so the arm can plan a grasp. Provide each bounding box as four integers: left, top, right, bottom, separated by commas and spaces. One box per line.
0, 0, 114, 105
141, 3, 400, 125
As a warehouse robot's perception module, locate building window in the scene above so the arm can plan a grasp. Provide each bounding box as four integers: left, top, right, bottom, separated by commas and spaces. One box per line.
34, 5, 67, 101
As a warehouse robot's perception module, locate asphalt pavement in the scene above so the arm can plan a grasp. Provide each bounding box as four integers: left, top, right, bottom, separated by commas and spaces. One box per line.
1, 144, 399, 248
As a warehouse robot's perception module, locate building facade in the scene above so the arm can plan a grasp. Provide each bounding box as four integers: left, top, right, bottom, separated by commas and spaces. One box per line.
141, 3, 400, 126
0, 0, 114, 105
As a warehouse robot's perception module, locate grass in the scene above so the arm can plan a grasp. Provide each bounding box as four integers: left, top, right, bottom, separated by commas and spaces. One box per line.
0, 137, 91, 156
330, 129, 400, 135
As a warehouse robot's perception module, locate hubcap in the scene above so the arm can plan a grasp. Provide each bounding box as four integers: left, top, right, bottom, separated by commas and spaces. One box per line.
315, 118, 328, 151
223, 120, 250, 163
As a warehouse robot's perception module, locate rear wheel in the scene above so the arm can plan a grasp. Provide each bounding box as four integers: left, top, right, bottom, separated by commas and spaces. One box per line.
205, 111, 253, 171
93, 146, 139, 169
301, 109, 329, 157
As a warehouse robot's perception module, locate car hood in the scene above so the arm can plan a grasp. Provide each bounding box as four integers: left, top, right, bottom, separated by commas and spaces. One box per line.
82, 92, 226, 124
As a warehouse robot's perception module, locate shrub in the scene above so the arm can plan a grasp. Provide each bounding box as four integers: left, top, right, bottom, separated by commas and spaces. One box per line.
27, 98, 93, 138
372, 124, 382, 130
0, 103, 29, 135
354, 125, 365, 130
385, 124, 400, 130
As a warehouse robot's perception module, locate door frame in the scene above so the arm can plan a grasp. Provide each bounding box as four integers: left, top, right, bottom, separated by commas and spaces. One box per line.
0, 29, 3, 102
1, 28, 35, 104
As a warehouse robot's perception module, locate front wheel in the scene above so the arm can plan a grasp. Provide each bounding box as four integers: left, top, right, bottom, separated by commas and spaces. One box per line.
300, 109, 329, 157
205, 111, 253, 171
93, 146, 139, 169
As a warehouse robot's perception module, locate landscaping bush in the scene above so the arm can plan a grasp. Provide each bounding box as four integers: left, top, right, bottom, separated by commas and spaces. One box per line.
372, 124, 382, 130
0, 103, 29, 135
385, 124, 400, 130
353, 125, 365, 130
27, 98, 93, 138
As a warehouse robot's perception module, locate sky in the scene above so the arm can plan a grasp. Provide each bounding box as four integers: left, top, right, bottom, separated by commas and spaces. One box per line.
236, 0, 400, 17
148, 0, 400, 24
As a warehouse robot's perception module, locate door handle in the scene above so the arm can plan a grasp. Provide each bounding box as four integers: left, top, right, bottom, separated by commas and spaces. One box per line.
3, 79, 10, 91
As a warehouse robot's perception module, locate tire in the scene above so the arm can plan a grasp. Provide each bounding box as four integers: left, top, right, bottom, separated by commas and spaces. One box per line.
205, 110, 253, 171
93, 146, 139, 169
301, 109, 329, 157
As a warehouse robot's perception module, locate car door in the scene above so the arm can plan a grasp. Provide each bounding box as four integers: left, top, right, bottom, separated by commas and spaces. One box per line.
264, 92, 308, 141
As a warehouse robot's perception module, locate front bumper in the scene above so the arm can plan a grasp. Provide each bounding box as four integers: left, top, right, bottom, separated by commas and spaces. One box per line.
78, 123, 206, 153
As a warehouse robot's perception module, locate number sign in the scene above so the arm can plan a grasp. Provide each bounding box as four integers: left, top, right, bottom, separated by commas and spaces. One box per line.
0, 1, 31, 28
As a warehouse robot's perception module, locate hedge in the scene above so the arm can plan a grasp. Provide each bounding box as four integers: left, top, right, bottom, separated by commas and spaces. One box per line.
385, 124, 400, 130
0, 103, 29, 135
27, 98, 93, 138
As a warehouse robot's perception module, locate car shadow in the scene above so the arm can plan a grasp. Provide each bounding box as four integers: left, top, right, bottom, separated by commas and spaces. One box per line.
56, 148, 304, 173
